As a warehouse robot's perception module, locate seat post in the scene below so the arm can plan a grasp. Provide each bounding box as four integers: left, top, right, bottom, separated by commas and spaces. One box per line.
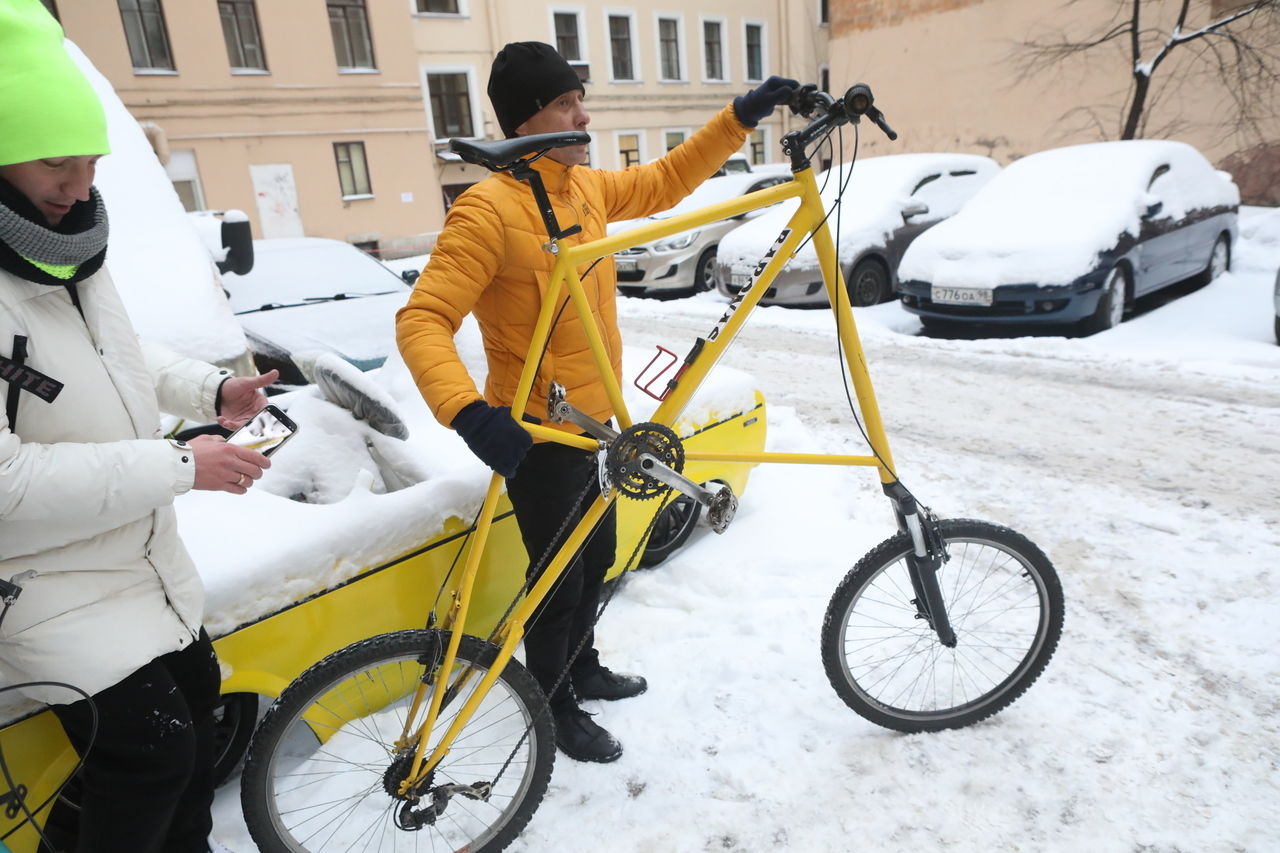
509, 160, 581, 251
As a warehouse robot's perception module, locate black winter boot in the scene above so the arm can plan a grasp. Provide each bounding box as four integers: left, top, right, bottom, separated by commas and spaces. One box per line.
553, 706, 623, 763
572, 666, 647, 701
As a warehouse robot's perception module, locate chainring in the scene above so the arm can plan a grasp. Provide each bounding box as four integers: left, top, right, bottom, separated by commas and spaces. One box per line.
604, 422, 684, 500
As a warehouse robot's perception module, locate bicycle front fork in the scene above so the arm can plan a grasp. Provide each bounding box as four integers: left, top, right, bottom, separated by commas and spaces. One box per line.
884, 482, 957, 648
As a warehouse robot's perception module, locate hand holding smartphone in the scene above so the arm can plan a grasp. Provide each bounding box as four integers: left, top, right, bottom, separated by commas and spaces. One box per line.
226, 404, 298, 458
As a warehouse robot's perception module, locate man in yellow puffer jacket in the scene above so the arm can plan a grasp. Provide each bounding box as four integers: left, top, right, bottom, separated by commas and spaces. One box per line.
397, 41, 795, 764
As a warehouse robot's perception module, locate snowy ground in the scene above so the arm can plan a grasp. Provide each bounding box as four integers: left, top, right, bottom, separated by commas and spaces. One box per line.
211, 209, 1280, 852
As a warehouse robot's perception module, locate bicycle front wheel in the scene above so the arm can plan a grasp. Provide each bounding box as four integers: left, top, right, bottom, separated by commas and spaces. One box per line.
241, 630, 554, 853
821, 519, 1063, 733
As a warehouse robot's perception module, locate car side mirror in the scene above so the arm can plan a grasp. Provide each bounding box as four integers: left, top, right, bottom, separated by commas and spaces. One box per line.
902, 200, 929, 220
400, 269, 420, 284
217, 211, 254, 276
1142, 201, 1164, 220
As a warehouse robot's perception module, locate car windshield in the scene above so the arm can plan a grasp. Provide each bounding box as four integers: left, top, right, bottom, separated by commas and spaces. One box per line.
224, 241, 405, 314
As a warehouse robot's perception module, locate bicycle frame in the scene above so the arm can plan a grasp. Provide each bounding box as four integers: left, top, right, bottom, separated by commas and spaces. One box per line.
388, 161, 929, 800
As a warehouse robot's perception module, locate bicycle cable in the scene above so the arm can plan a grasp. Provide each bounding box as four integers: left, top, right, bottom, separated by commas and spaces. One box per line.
0, 681, 96, 850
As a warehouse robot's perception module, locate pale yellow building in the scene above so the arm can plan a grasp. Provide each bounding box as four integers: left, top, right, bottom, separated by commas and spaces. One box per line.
53, 0, 830, 255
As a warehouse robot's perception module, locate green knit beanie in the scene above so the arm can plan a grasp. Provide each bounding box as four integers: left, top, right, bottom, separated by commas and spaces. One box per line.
0, 0, 110, 167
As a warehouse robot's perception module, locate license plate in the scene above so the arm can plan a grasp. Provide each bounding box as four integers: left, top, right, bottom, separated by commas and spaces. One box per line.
931, 286, 993, 306
731, 274, 751, 289
615, 258, 637, 272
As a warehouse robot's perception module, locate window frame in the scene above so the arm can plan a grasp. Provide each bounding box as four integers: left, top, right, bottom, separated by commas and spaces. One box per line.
654, 12, 687, 83
328, 0, 378, 73
603, 9, 640, 83
218, 0, 268, 74
412, 0, 466, 16
742, 20, 767, 83
615, 129, 645, 169
422, 65, 482, 142
117, 0, 176, 73
333, 140, 373, 199
663, 127, 692, 153
749, 128, 770, 165
699, 15, 728, 83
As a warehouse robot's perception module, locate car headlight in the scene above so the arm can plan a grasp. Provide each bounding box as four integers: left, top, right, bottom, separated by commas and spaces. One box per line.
653, 230, 699, 252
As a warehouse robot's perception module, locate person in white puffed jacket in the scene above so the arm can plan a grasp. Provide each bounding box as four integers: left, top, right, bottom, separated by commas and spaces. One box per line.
0, 3, 274, 851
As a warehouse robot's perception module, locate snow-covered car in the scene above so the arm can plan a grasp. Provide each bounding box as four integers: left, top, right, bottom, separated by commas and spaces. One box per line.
222, 237, 411, 385
897, 140, 1240, 334
714, 153, 999, 306
610, 171, 792, 296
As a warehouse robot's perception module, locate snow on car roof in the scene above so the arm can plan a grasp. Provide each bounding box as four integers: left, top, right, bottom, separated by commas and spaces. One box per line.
718, 153, 997, 270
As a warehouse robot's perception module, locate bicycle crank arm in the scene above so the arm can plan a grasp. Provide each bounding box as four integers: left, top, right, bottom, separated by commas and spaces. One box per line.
630, 452, 739, 534
547, 384, 619, 442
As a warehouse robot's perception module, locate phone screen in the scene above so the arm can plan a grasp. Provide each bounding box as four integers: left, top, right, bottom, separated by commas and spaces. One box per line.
227, 404, 297, 457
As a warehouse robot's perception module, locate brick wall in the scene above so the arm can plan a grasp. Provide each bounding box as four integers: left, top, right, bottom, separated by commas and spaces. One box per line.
831, 0, 986, 34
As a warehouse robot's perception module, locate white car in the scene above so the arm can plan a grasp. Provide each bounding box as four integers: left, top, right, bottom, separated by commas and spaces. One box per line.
715, 153, 999, 306
609, 171, 792, 296
222, 237, 411, 385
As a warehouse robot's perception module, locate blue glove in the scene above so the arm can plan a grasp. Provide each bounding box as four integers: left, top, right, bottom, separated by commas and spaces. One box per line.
733, 76, 801, 128
451, 401, 534, 478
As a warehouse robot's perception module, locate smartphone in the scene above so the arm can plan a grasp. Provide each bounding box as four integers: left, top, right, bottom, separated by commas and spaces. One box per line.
226, 403, 298, 457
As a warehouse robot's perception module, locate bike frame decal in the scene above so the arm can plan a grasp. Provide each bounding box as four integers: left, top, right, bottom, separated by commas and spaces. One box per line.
706, 228, 792, 342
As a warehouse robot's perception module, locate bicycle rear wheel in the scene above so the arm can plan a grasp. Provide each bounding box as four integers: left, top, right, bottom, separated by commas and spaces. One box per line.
821, 519, 1063, 732
241, 629, 554, 853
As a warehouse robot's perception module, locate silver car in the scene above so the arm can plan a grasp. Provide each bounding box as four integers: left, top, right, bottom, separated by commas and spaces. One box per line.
609, 171, 792, 296
715, 153, 999, 307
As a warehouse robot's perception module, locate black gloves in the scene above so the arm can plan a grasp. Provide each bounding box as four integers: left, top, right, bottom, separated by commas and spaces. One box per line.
451, 401, 534, 479
733, 76, 801, 128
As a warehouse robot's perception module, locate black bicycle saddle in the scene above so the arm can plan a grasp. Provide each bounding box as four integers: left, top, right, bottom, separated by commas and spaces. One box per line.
449, 132, 590, 171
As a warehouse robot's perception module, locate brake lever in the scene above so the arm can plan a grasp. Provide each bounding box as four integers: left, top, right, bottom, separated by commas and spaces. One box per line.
867, 106, 898, 141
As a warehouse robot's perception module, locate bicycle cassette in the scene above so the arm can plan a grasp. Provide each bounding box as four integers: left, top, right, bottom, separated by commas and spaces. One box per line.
603, 422, 684, 500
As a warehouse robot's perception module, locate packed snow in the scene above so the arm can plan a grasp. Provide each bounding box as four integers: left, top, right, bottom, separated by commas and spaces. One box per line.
200, 208, 1279, 852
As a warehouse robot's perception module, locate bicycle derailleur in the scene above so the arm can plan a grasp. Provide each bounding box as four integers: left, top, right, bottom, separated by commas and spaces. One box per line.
546, 383, 738, 533
384, 749, 493, 830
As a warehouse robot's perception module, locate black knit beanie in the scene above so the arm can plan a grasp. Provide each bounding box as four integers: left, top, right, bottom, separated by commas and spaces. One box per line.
487, 42, 584, 138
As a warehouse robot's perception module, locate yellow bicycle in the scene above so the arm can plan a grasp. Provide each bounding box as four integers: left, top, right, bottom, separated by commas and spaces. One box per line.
240, 84, 1064, 853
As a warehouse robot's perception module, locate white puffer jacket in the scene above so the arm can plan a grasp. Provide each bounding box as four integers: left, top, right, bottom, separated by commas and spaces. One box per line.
0, 265, 228, 704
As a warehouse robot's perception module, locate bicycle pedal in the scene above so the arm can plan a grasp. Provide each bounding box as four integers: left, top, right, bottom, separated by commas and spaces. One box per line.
707, 485, 738, 534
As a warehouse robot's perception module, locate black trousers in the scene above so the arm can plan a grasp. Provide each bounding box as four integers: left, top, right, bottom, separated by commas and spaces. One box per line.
41, 629, 221, 853
505, 441, 617, 713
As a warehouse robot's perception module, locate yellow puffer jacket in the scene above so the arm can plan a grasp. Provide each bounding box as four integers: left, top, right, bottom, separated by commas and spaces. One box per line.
397, 104, 750, 433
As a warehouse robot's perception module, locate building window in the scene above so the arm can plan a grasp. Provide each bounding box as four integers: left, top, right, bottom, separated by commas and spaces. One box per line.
819, 0, 828, 26
118, 0, 175, 71
658, 17, 682, 81
334, 142, 372, 197
426, 72, 475, 139
219, 0, 267, 71
665, 130, 686, 152
750, 129, 766, 164
554, 10, 589, 82
328, 0, 375, 71
702, 19, 724, 81
745, 23, 763, 82
820, 65, 830, 96
618, 133, 640, 168
608, 14, 635, 81
554, 12, 580, 60
165, 150, 205, 212
416, 0, 458, 12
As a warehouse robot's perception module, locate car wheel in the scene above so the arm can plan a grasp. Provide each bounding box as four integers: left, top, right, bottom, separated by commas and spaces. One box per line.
846, 258, 890, 307
1206, 234, 1230, 282
212, 692, 259, 787
1274, 313, 1279, 345
1079, 266, 1126, 336
693, 246, 718, 293
638, 494, 702, 568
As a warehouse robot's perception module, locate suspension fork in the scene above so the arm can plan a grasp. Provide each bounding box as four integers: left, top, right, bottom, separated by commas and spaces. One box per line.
883, 482, 956, 648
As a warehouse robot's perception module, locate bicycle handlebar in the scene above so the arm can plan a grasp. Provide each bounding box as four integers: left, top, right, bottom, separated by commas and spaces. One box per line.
781, 82, 896, 168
